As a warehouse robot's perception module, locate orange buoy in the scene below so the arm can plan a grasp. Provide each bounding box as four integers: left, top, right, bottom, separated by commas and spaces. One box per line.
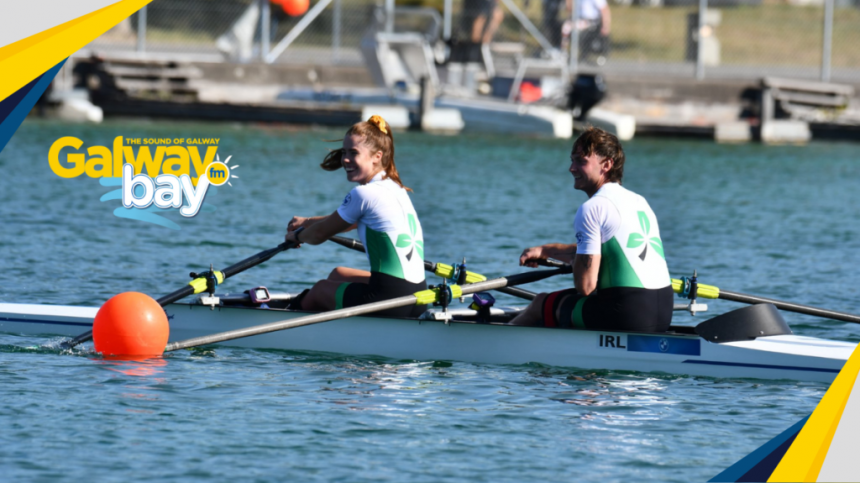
93, 292, 169, 357
277, 0, 309, 17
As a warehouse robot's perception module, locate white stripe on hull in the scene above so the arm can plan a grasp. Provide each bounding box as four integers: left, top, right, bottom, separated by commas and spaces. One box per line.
0, 303, 854, 382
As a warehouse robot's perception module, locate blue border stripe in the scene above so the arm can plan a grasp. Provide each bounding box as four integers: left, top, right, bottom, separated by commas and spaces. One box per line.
709, 416, 808, 482
684, 359, 841, 374
0, 59, 66, 155
0, 317, 92, 327
0, 76, 38, 120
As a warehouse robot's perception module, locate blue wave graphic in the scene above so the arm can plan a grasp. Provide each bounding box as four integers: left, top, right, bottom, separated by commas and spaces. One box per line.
99, 177, 217, 229
112, 206, 181, 230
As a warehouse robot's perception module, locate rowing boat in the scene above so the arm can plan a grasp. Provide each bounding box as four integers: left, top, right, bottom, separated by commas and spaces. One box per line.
0, 291, 854, 383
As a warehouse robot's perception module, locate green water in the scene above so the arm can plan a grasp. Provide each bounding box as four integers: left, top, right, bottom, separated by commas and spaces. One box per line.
1, 119, 859, 481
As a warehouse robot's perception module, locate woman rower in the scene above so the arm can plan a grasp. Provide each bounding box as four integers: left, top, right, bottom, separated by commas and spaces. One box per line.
284, 115, 427, 317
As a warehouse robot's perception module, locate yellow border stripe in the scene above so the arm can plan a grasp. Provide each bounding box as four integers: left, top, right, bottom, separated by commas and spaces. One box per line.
0, 8, 103, 63
0, 0, 152, 102
768, 343, 860, 482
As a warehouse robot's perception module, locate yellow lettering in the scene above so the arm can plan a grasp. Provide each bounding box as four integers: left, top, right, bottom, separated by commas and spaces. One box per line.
85, 145, 113, 177
123, 145, 165, 177
189, 146, 218, 185
161, 146, 190, 177
112, 136, 124, 177
48, 137, 86, 178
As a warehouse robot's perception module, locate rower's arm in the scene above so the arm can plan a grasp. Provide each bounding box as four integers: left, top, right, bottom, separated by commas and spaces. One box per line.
520, 243, 577, 267
288, 216, 356, 235
541, 243, 577, 264
287, 211, 352, 245
574, 254, 601, 296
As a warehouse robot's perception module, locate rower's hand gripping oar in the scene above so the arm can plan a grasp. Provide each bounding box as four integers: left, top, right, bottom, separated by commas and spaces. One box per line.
62, 230, 304, 349
164, 265, 572, 352
532, 258, 860, 324
328, 236, 538, 301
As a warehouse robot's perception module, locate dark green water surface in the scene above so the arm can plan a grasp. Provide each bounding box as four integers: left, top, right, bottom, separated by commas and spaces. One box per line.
1, 119, 859, 482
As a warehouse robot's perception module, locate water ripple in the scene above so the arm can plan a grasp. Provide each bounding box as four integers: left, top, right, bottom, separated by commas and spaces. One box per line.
0, 121, 854, 481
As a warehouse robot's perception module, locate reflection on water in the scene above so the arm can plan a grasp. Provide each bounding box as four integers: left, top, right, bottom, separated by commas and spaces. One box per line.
98, 357, 168, 378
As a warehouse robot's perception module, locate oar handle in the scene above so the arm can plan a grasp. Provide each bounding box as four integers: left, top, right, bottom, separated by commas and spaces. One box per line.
165, 266, 570, 352
328, 236, 363, 251
534, 258, 570, 269
330, 236, 539, 300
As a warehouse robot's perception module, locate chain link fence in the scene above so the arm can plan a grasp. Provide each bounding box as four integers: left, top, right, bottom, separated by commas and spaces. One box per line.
832, 2, 860, 75
81, 0, 860, 82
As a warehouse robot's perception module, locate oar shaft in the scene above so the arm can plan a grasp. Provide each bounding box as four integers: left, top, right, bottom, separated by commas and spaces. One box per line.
165, 267, 570, 351
496, 286, 536, 300
64, 241, 298, 349
220, 243, 293, 278
535, 258, 569, 268
67, 284, 199, 348
156, 286, 197, 307
329, 236, 537, 300
718, 290, 860, 324
64, 329, 96, 349
535, 258, 860, 324
165, 293, 420, 351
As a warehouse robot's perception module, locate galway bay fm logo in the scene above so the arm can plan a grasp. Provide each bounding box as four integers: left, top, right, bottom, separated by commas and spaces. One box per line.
48, 136, 238, 230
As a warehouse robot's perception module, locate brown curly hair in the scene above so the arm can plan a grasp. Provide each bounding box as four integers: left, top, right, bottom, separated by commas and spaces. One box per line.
572, 127, 625, 184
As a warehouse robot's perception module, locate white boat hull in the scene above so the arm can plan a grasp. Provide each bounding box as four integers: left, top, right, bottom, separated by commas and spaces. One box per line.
0, 302, 854, 383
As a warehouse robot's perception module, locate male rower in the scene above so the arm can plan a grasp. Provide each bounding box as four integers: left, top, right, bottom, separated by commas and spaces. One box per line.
510, 127, 673, 332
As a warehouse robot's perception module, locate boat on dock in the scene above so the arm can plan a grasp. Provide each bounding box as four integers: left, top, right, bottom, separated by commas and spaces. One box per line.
0, 293, 853, 383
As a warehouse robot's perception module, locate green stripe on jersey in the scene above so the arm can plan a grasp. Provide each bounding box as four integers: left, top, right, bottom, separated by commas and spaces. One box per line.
598, 237, 645, 290
365, 227, 405, 279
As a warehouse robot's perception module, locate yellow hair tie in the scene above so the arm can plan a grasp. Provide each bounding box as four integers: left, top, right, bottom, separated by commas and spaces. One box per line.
368, 115, 388, 135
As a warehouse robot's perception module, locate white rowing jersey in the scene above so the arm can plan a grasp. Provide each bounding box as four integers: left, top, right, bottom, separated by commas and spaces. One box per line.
337, 172, 425, 283
574, 183, 670, 290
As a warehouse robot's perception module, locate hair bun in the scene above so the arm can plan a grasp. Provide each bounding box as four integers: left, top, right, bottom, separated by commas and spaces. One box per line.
368, 115, 388, 135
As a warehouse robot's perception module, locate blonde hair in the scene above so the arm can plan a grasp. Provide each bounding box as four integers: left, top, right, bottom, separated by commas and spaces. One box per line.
320, 115, 411, 191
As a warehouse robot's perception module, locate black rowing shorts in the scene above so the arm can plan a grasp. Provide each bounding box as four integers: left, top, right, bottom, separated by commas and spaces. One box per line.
335, 272, 427, 318
542, 285, 674, 333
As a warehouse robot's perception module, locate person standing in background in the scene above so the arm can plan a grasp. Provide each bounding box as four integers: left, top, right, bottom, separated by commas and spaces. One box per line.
572, 0, 611, 64
546, 0, 611, 62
